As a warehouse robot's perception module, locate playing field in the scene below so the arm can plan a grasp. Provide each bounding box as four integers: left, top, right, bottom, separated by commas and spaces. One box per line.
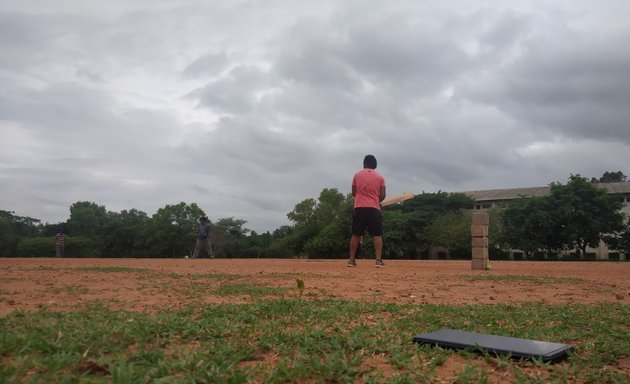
1, 258, 629, 383
2, 258, 628, 314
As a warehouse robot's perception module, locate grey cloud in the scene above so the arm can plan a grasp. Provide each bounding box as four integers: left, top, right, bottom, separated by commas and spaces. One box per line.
190, 66, 270, 114
463, 30, 630, 144
76, 68, 105, 83
186, 116, 317, 175
0, 13, 56, 70
183, 52, 228, 78
338, 19, 471, 95
3, 1, 630, 232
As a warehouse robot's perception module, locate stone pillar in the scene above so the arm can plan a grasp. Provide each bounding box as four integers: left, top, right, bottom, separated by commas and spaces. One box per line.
471, 213, 489, 270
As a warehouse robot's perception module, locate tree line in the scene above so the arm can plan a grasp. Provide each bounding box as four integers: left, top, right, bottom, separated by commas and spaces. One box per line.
1, 173, 629, 259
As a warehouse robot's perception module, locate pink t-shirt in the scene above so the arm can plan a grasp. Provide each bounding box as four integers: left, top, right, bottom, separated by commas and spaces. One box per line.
352, 168, 386, 209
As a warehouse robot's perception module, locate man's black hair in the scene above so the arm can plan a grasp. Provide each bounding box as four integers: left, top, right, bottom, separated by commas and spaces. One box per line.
363, 154, 377, 169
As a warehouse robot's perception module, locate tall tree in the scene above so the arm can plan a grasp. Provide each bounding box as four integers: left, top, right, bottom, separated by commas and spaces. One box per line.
0, 219, 17, 257
386, 192, 474, 257
550, 175, 625, 257
591, 171, 627, 183
101, 209, 150, 257
68, 202, 108, 238
0, 210, 41, 237
145, 202, 205, 258
286, 198, 317, 227
498, 196, 559, 258
380, 210, 411, 259
286, 188, 352, 257
422, 211, 472, 259
211, 217, 249, 258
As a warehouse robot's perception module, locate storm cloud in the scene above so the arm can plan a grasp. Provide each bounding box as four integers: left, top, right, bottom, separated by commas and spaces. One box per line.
2, 0, 630, 232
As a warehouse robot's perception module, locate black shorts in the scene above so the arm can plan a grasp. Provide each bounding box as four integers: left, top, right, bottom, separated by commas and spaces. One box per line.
351, 207, 383, 236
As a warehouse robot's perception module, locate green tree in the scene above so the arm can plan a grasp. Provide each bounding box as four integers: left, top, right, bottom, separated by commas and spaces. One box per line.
286, 198, 317, 227
422, 211, 472, 259
498, 196, 558, 258
211, 217, 249, 258
0, 210, 41, 237
17, 236, 97, 257
602, 221, 630, 255
385, 192, 474, 258
267, 226, 294, 258
286, 189, 352, 257
550, 175, 625, 257
241, 231, 272, 258
309, 190, 353, 258
591, 171, 627, 183
0, 219, 18, 257
68, 202, 108, 238
381, 210, 413, 259
486, 206, 511, 260
146, 202, 205, 258
0, 210, 44, 257
304, 222, 347, 258
101, 209, 150, 257
314, 188, 346, 224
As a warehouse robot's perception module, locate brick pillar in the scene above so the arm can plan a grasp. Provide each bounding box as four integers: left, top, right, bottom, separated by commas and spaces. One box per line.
471, 213, 489, 270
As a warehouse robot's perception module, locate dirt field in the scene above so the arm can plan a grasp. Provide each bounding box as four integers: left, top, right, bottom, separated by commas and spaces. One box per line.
1, 258, 629, 315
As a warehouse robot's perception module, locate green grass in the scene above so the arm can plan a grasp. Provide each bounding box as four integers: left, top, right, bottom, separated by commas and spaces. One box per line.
48, 285, 92, 295
187, 273, 242, 280
211, 283, 287, 297
1, 301, 628, 383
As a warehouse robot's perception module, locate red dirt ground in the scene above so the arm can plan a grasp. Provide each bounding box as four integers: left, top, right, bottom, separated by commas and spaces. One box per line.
1, 258, 628, 315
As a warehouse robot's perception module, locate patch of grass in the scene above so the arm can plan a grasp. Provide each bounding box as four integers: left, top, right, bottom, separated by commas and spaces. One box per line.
186, 273, 241, 280
0, 301, 628, 383
211, 283, 287, 297
73, 267, 149, 273
48, 285, 91, 295
0, 289, 20, 295
462, 274, 586, 284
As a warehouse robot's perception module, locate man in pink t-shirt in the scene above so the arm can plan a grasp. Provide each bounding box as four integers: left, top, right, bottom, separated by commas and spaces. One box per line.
348, 155, 386, 267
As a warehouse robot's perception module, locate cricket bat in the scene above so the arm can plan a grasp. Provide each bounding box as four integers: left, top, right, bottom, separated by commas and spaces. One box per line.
381, 192, 415, 207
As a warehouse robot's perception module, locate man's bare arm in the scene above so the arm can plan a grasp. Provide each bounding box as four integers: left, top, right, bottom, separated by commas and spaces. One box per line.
379, 186, 386, 202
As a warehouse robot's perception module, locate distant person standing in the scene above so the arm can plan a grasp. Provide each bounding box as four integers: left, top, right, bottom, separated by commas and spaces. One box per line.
55, 231, 66, 257
348, 155, 386, 267
193, 216, 214, 259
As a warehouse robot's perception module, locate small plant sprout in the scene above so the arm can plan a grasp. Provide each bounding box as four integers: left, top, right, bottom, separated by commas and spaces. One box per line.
296, 279, 305, 298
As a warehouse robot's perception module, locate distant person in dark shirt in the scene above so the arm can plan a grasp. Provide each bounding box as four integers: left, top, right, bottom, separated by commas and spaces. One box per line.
193, 216, 214, 259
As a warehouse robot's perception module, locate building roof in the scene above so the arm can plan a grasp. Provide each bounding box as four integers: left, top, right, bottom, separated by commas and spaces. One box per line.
462, 182, 630, 202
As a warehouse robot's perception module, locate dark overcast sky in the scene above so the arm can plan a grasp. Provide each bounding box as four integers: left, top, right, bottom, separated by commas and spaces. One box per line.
1, 0, 629, 232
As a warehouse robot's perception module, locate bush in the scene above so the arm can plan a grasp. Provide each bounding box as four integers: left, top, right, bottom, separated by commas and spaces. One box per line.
17, 236, 99, 257
266, 238, 294, 258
